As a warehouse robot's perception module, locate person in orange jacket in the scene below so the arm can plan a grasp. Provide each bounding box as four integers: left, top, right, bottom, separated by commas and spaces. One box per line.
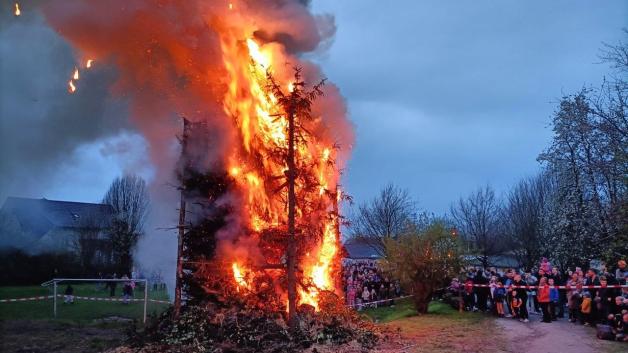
538, 277, 552, 323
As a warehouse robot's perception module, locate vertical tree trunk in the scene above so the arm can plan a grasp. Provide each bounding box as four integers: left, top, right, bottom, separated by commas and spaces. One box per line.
173, 118, 189, 320
173, 195, 185, 319
286, 98, 298, 329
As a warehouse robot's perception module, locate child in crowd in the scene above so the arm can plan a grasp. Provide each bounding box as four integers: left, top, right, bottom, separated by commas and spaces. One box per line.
370, 287, 377, 307
538, 277, 551, 323
569, 291, 582, 323
64, 284, 74, 304
581, 292, 592, 326
548, 278, 559, 321
507, 288, 518, 319
512, 297, 522, 319
494, 281, 506, 317
347, 285, 356, 308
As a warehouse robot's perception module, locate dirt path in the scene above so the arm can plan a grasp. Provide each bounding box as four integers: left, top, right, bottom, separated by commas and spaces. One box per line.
497, 314, 621, 353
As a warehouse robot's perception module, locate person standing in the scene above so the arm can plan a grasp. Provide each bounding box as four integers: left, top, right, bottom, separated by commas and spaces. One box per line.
584, 269, 601, 325
464, 274, 475, 311
122, 275, 133, 304
513, 274, 529, 322
63, 284, 74, 304
108, 273, 118, 297
551, 267, 566, 318
548, 278, 559, 320
526, 272, 540, 313
538, 277, 552, 323
475, 269, 489, 312
616, 260, 628, 285
501, 269, 515, 317
567, 273, 582, 323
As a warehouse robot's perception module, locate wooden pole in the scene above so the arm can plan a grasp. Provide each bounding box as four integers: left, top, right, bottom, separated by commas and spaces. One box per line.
173, 118, 189, 320
286, 92, 297, 329
173, 195, 185, 319
143, 279, 148, 324
53, 281, 57, 318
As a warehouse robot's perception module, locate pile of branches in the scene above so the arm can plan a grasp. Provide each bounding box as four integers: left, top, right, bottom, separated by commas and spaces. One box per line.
125, 292, 381, 353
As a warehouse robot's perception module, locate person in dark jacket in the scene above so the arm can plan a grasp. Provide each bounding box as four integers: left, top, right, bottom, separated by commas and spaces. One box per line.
474, 269, 489, 312
501, 269, 515, 317
464, 275, 475, 311
551, 267, 566, 318
598, 276, 617, 320
63, 284, 74, 304
513, 274, 529, 322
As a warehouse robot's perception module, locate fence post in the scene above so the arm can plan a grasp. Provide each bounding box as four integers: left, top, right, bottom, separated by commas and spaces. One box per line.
53, 281, 57, 318
143, 279, 148, 324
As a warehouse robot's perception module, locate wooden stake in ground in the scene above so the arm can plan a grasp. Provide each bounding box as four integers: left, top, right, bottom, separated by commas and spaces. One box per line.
173, 118, 190, 319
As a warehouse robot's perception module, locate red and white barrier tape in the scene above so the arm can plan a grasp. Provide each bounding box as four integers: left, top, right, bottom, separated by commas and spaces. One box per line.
462, 284, 628, 289
0, 295, 54, 303
348, 294, 415, 308
0, 294, 170, 304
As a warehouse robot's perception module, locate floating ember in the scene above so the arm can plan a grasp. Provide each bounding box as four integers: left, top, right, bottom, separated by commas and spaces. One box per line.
14, 3, 20, 16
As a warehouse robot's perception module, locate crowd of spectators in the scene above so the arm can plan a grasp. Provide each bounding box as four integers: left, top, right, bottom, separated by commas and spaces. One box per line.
447, 258, 628, 342
342, 259, 402, 309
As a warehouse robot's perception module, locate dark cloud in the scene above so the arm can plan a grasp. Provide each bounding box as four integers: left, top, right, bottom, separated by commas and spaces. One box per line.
312, 0, 628, 213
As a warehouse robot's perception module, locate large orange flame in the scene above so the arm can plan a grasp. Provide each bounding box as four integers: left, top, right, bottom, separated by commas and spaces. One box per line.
222, 35, 341, 309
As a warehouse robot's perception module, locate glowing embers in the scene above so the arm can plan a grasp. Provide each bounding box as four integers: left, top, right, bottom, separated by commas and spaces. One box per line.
67, 59, 94, 94
232, 262, 252, 291
14, 3, 20, 16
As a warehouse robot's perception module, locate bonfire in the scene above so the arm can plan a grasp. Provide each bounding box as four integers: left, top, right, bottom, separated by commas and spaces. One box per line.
39, 1, 377, 351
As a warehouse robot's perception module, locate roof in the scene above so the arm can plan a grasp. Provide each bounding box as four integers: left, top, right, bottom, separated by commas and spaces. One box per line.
463, 254, 521, 268
342, 237, 383, 259
1, 197, 114, 236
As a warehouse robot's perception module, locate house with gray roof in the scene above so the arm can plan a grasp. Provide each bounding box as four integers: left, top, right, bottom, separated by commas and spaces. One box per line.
0, 197, 114, 265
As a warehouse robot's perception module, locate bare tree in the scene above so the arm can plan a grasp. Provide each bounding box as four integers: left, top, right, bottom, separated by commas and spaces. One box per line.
72, 211, 106, 271
450, 185, 503, 268
349, 183, 415, 256
102, 174, 149, 274
502, 173, 551, 270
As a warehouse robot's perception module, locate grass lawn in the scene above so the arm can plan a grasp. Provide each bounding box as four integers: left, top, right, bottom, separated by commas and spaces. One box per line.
0, 284, 170, 322
362, 298, 505, 353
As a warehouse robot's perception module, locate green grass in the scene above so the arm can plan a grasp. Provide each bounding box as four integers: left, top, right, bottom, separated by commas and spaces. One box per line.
0, 284, 170, 322
361, 298, 467, 323
362, 299, 503, 353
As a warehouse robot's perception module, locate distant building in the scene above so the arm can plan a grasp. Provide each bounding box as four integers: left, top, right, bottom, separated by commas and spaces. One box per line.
342, 237, 382, 263
0, 197, 114, 265
463, 253, 522, 269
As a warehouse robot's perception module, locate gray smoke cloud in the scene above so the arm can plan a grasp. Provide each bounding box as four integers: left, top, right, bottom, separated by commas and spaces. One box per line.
0, 7, 131, 201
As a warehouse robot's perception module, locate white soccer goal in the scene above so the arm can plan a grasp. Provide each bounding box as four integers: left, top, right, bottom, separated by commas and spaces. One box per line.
41, 278, 150, 323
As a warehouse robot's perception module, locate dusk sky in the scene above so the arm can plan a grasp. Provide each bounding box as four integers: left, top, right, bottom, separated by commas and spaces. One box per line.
313, 0, 627, 214
1, 0, 627, 216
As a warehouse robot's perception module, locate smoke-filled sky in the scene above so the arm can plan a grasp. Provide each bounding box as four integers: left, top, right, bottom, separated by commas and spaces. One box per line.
1, 0, 627, 217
